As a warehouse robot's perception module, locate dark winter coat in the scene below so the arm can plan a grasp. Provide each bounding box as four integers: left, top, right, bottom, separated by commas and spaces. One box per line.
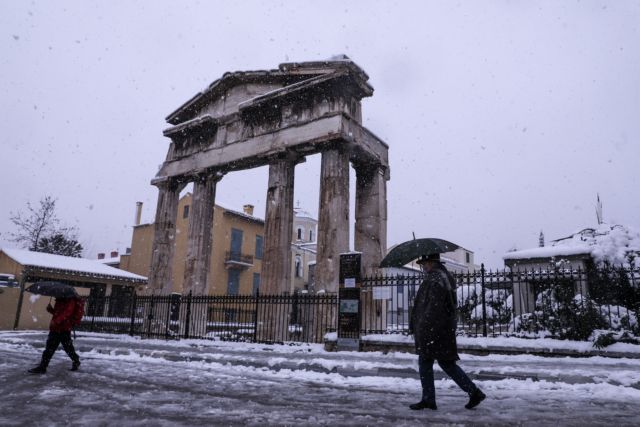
409, 264, 459, 360
47, 298, 77, 332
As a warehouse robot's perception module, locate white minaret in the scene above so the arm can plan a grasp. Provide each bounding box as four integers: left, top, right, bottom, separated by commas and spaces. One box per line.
595, 194, 603, 225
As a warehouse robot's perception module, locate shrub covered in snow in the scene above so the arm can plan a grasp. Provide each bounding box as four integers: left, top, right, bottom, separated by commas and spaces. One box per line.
592, 329, 640, 349
598, 304, 638, 332
510, 276, 609, 341
456, 282, 512, 326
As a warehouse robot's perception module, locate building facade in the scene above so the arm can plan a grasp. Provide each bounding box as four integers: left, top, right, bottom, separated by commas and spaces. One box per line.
503, 224, 640, 270
121, 194, 264, 296
0, 248, 147, 330
502, 223, 640, 317
121, 196, 318, 295
388, 246, 479, 274
290, 206, 318, 293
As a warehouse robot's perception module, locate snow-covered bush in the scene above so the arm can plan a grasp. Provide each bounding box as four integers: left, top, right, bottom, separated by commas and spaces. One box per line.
598, 304, 638, 331
510, 277, 608, 340
456, 282, 512, 326
592, 329, 640, 349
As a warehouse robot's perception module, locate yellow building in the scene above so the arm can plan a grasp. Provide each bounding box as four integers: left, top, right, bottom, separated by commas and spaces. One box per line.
121, 195, 319, 296
121, 194, 265, 296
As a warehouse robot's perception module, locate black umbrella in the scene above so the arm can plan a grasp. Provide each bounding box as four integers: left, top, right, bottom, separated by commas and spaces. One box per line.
26, 281, 78, 298
380, 238, 460, 268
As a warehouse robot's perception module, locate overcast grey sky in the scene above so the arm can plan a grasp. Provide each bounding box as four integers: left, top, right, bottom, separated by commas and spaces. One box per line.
1, 1, 638, 268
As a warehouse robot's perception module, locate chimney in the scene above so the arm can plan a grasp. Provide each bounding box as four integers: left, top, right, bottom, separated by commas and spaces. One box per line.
135, 201, 143, 226
97, 253, 105, 260
126, 247, 131, 254
243, 204, 254, 216
111, 251, 119, 258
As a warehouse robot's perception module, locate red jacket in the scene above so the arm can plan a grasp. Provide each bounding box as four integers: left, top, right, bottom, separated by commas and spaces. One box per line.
47, 298, 77, 332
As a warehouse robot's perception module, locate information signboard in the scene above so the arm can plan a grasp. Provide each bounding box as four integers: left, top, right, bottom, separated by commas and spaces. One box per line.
339, 253, 361, 287
337, 253, 362, 351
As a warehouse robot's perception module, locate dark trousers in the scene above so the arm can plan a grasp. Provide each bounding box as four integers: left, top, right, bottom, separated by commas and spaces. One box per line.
40, 331, 80, 368
418, 355, 477, 404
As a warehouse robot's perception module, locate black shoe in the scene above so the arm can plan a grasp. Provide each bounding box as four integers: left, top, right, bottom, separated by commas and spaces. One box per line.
28, 365, 46, 374
409, 400, 437, 410
70, 361, 80, 371
465, 389, 486, 409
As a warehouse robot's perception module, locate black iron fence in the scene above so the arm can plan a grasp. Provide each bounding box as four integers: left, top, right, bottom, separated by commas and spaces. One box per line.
78, 265, 639, 343
78, 292, 337, 344
361, 264, 640, 339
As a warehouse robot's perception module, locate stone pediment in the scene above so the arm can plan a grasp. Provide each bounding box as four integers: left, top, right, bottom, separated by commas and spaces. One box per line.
165, 56, 373, 127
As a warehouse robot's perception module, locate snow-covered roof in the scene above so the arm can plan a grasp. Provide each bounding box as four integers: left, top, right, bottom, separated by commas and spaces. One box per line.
440, 254, 472, 270
504, 224, 640, 265
294, 207, 316, 221
179, 194, 266, 224
221, 207, 265, 224
0, 248, 147, 283
97, 256, 120, 265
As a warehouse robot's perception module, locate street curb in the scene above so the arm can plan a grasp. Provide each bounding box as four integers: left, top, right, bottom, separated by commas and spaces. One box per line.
325, 339, 640, 359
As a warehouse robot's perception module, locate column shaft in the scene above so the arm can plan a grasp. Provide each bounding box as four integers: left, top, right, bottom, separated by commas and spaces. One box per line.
183, 174, 218, 295
354, 164, 388, 332
148, 180, 184, 294
354, 164, 388, 275
261, 158, 296, 294
315, 149, 350, 293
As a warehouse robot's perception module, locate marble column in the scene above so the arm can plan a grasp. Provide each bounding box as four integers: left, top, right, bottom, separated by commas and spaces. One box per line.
315, 148, 350, 293
354, 163, 388, 275
261, 157, 297, 295
148, 179, 185, 295
182, 172, 221, 296
354, 163, 388, 331
256, 156, 298, 343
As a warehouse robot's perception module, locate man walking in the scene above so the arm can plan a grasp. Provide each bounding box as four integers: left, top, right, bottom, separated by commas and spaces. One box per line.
409, 253, 485, 410
28, 296, 81, 374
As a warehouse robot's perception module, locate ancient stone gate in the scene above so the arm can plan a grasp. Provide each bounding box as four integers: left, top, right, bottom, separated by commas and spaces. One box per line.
148, 57, 389, 298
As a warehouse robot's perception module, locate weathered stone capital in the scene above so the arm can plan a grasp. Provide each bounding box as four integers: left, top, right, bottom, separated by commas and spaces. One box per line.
191, 169, 225, 184
152, 176, 187, 192
353, 161, 388, 180
268, 150, 306, 166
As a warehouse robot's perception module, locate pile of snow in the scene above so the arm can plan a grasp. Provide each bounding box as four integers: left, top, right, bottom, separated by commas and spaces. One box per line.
504, 224, 640, 265
588, 224, 640, 264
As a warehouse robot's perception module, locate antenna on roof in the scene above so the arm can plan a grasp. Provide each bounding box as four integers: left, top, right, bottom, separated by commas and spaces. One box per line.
595, 193, 603, 225
412, 231, 416, 240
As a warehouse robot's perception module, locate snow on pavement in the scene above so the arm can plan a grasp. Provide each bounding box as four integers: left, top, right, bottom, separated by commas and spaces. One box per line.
1, 331, 639, 426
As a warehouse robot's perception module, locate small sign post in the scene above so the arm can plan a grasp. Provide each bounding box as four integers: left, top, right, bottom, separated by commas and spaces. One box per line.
337, 252, 362, 351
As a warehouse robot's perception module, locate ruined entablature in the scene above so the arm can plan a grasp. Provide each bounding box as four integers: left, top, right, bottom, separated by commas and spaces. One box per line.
155, 57, 387, 183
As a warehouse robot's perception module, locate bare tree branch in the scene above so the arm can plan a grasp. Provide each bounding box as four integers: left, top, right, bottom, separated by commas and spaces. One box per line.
9, 196, 80, 255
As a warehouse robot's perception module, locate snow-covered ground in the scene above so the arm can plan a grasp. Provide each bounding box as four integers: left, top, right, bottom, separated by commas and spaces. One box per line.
1, 331, 639, 426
